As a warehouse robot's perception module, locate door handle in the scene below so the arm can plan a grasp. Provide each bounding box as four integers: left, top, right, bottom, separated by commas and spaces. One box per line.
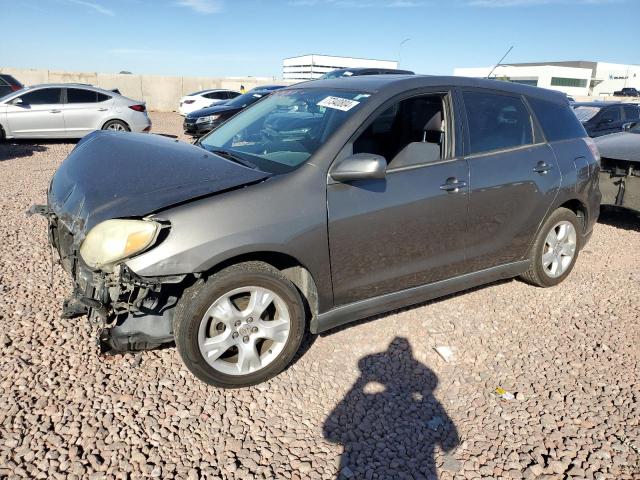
440, 178, 467, 193
49, 109, 62, 114
533, 161, 553, 174
97, 108, 108, 111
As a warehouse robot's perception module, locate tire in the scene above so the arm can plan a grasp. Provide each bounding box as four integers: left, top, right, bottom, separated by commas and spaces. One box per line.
102, 119, 130, 132
174, 261, 306, 388
520, 207, 581, 287
0, 124, 5, 143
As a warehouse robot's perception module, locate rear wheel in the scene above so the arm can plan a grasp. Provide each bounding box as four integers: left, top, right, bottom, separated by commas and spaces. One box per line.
520, 207, 581, 287
102, 120, 130, 132
174, 262, 306, 388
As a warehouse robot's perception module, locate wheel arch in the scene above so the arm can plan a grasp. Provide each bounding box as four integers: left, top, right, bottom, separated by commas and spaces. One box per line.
200, 251, 320, 327
101, 118, 130, 130
557, 198, 588, 232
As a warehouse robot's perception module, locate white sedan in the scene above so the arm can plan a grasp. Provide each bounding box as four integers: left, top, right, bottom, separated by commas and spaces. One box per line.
178, 89, 240, 116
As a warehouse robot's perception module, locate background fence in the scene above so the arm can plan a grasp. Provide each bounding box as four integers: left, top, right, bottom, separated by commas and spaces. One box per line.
0, 67, 294, 112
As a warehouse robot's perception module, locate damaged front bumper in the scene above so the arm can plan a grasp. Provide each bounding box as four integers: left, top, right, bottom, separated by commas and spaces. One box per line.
30, 205, 188, 353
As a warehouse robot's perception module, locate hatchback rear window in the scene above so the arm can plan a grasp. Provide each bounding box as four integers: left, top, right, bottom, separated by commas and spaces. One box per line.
572, 106, 601, 123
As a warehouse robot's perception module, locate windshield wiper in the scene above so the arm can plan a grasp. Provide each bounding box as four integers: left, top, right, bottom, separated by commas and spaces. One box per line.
209, 149, 259, 170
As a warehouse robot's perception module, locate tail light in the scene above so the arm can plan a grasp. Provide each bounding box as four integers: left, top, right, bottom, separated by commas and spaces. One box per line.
583, 137, 600, 163
128, 104, 146, 112
183, 99, 195, 104
10, 85, 21, 92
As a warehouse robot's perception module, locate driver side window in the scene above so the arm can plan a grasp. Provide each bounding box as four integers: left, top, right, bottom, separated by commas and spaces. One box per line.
353, 94, 447, 169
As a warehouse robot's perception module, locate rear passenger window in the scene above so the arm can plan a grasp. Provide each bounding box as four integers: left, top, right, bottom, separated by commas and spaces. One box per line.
600, 107, 621, 123
67, 88, 98, 103
463, 91, 533, 155
623, 105, 640, 120
527, 96, 586, 142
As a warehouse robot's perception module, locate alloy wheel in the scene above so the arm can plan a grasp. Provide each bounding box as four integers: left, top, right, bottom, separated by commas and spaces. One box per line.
542, 220, 577, 278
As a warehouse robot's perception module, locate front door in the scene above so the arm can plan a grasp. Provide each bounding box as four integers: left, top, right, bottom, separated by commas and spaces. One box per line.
327, 91, 469, 306
6, 88, 65, 138
460, 89, 561, 272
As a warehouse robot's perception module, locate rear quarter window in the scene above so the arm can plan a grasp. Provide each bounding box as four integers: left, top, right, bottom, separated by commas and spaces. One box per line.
528, 96, 586, 142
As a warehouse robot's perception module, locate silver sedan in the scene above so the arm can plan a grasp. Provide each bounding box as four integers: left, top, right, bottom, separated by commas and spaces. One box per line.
0, 83, 152, 140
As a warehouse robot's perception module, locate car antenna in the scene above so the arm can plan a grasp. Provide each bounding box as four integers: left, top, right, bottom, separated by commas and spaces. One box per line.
487, 46, 514, 79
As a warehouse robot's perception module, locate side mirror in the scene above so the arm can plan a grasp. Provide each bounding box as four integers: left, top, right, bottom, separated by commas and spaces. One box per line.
11, 97, 23, 106
623, 122, 637, 131
330, 153, 386, 182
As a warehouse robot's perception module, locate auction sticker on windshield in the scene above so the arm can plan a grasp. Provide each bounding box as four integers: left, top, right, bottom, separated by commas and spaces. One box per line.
317, 96, 360, 112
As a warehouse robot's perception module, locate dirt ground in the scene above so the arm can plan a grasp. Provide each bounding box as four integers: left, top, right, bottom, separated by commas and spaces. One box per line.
0, 113, 638, 480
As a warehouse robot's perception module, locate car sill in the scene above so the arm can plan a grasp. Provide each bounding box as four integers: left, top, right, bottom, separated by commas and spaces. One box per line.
312, 260, 530, 334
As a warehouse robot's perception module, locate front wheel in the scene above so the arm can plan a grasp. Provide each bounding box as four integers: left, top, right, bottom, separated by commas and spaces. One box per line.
520, 207, 581, 287
173, 262, 306, 388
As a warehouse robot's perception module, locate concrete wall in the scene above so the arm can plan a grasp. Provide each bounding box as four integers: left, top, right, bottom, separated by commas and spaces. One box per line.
0, 67, 294, 112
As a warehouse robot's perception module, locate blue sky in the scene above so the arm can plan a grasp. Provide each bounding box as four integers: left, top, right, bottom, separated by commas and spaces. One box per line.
0, 0, 635, 78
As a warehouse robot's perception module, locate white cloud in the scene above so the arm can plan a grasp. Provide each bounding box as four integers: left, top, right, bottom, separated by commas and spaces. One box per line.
466, 0, 623, 6
176, 0, 223, 13
289, 0, 424, 7
67, 0, 114, 16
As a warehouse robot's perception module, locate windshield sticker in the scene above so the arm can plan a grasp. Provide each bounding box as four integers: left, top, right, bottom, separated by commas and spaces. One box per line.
343, 71, 354, 76
317, 96, 360, 112
252, 94, 263, 98
354, 94, 371, 101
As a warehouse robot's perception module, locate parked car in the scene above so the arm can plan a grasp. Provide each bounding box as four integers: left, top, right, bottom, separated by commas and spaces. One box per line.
613, 87, 640, 97
33, 76, 600, 388
594, 121, 640, 212
572, 102, 640, 137
0, 74, 24, 98
183, 86, 285, 137
179, 89, 241, 116
320, 67, 414, 79
0, 84, 151, 140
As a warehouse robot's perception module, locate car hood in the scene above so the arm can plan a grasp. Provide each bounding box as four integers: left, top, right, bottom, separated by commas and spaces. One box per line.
187, 104, 241, 118
48, 131, 270, 240
594, 132, 640, 162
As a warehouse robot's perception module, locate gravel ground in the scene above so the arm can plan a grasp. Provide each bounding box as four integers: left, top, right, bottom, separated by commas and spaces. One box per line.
0, 112, 638, 480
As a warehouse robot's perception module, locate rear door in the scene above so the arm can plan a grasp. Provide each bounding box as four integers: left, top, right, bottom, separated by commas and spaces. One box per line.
460, 88, 561, 272
5, 87, 65, 138
63, 88, 113, 137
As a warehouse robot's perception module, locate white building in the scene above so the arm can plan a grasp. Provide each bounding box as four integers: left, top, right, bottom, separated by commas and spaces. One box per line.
454, 61, 640, 97
283, 54, 398, 81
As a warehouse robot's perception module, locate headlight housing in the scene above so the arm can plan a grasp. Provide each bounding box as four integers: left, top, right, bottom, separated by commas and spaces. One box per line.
196, 114, 221, 124
80, 219, 160, 270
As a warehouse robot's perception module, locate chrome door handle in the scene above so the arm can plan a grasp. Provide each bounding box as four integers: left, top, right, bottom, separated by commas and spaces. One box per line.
440, 178, 467, 193
97, 108, 108, 111
533, 161, 553, 174
49, 109, 62, 113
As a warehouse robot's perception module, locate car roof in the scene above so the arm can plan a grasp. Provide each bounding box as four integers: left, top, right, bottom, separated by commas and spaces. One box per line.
251, 85, 287, 91
330, 67, 414, 74
25, 83, 121, 95
287, 75, 568, 103
572, 101, 624, 107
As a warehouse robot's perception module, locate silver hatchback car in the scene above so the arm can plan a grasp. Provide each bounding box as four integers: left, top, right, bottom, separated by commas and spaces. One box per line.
0, 83, 151, 140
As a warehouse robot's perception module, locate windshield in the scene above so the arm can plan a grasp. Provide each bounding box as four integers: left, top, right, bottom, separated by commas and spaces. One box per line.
572, 105, 601, 123
225, 91, 269, 108
321, 70, 353, 79
199, 89, 371, 174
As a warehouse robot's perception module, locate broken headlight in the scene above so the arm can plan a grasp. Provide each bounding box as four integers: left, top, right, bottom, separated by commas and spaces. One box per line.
80, 219, 160, 270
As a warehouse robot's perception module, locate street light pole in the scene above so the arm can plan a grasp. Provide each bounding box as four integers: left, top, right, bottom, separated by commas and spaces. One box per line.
398, 38, 411, 68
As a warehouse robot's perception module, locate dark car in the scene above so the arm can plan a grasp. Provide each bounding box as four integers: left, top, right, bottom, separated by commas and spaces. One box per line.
613, 87, 640, 97
0, 74, 24, 98
320, 67, 414, 79
33, 76, 600, 388
594, 121, 640, 212
184, 85, 286, 137
573, 102, 640, 137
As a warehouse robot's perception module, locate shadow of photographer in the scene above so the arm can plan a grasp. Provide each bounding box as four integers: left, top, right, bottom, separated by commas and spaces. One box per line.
323, 337, 459, 479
